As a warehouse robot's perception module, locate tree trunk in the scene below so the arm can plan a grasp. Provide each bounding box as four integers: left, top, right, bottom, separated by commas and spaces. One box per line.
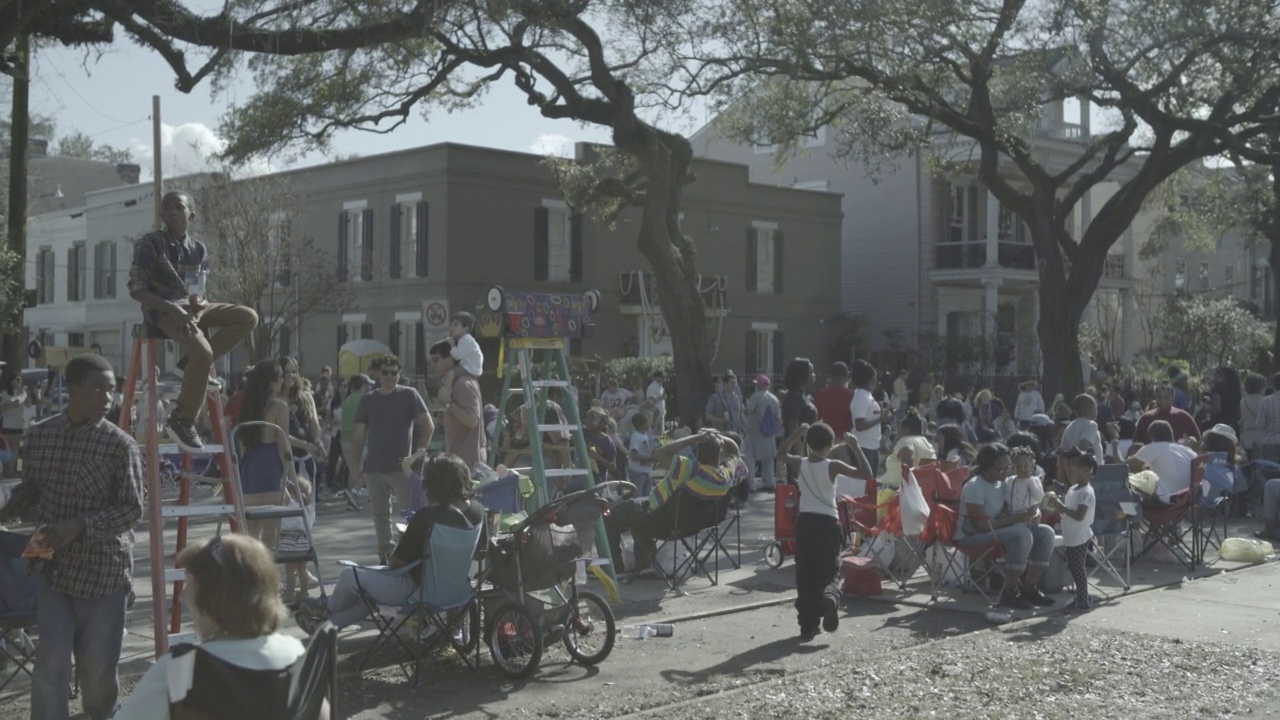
1270, 157, 1280, 375
3, 34, 30, 375
614, 125, 713, 427
1026, 212, 1088, 400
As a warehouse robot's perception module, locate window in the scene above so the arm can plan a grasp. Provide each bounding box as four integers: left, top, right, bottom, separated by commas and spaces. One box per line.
1174, 259, 1187, 293
948, 184, 977, 243
68, 332, 84, 348
747, 222, 783, 295
800, 126, 826, 149
93, 240, 118, 299
389, 316, 423, 374
67, 243, 86, 302
336, 205, 373, 283
277, 324, 293, 358
35, 248, 54, 304
534, 201, 581, 283
268, 214, 292, 286
744, 325, 783, 377
1198, 262, 1210, 291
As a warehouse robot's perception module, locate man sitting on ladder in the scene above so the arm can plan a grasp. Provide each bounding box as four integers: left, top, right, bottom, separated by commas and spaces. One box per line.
128, 191, 259, 451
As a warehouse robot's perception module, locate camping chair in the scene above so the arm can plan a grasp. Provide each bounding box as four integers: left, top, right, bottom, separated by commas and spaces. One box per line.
630, 483, 739, 590
1192, 452, 1236, 560
1131, 455, 1204, 571
1055, 464, 1139, 601
933, 466, 969, 507
929, 504, 1007, 605
337, 510, 483, 685
0, 531, 37, 695
168, 621, 337, 720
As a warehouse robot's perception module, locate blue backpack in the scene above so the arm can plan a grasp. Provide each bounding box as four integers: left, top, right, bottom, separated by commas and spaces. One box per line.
760, 403, 781, 437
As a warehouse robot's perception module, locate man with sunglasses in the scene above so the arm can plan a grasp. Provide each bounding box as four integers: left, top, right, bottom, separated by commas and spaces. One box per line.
350, 355, 433, 562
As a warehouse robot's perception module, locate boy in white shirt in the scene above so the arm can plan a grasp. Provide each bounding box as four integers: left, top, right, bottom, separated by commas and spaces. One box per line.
646, 371, 666, 434
1046, 447, 1097, 612
1060, 393, 1104, 461
449, 312, 484, 377
627, 412, 656, 497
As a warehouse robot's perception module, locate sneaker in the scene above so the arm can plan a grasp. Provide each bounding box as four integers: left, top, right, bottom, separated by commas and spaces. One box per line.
799, 626, 820, 641
999, 587, 1033, 610
1064, 598, 1093, 613
1021, 586, 1055, 607
822, 594, 840, 632
166, 412, 204, 452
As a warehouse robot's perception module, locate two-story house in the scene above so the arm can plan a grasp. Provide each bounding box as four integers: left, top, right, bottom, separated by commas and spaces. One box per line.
691, 97, 1143, 380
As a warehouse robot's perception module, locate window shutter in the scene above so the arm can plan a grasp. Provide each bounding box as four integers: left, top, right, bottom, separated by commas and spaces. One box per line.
337, 325, 348, 358
361, 209, 374, 282
772, 331, 785, 379
361, 322, 373, 340
415, 201, 429, 278
388, 204, 401, 279
773, 230, 784, 294
93, 243, 102, 299
534, 206, 550, 281
279, 325, 292, 357
108, 242, 117, 297
744, 331, 757, 375
35, 252, 44, 304
414, 320, 427, 375
570, 212, 583, 283
337, 212, 348, 281
746, 228, 758, 293
388, 321, 400, 356
277, 268, 292, 287
65, 248, 74, 302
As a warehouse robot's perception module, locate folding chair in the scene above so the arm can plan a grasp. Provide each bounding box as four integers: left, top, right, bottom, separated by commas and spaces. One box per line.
929, 504, 1007, 605
1131, 455, 1204, 570
0, 531, 37, 695
631, 486, 737, 589
338, 510, 482, 685
1193, 452, 1236, 560
708, 483, 743, 571
1055, 464, 1138, 601
168, 621, 337, 720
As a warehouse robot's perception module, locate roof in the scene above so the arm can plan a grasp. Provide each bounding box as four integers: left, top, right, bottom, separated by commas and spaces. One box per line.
25, 155, 137, 215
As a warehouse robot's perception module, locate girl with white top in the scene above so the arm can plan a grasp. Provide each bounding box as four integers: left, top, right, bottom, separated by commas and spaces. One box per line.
1046, 447, 1098, 612
0, 375, 27, 475
779, 423, 873, 641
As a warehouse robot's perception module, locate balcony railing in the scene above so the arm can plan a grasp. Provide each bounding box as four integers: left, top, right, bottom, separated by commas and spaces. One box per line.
936, 242, 1128, 280
1036, 119, 1085, 140
618, 270, 728, 311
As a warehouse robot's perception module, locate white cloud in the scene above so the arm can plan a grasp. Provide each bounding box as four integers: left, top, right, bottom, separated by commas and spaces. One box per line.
529, 133, 574, 158
131, 122, 274, 179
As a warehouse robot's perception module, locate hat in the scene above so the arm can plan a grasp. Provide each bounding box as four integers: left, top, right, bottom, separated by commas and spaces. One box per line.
1205, 423, 1238, 446
1028, 413, 1054, 428
1020, 379, 1038, 389
755, 374, 771, 386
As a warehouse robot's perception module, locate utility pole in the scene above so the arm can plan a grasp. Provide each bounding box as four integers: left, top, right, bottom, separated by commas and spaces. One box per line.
4, 33, 30, 374
152, 94, 162, 228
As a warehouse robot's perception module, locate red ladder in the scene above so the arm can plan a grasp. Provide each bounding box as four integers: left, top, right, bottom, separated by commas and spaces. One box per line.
119, 327, 243, 657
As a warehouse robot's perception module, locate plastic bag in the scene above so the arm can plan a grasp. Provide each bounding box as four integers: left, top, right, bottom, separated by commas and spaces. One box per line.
858, 534, 896, 572
1219, 537, 1275, 563
899, 469, 931, 537
1129, 470, 1159, 496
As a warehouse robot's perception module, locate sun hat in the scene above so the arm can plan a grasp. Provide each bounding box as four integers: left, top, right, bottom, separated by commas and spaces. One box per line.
755, 374, 771, 386
1204, 423, 1238, 446
1028, 413, 1054, 428
1020, 379, 1038, 389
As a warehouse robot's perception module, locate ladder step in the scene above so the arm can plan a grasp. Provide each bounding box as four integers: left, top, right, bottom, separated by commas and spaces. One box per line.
157, 443, 225, 455
544, 468, 591, 478
537, 424, 580, 433
168, 631, 198, 647
244, 505, 306, 521
275, 549, 317, 565
164, 568, 187, 583
530, 380, 570, 388
161, 504, 238, 519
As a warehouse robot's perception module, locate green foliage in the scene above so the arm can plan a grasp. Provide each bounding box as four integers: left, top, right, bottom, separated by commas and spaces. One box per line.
603, 356, 673, 394
54, 130, 133, 164
1158, 295, 1270, 369
0, 243, 25, 335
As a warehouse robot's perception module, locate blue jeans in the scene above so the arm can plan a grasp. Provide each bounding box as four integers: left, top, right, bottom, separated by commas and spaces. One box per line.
955, 523, 1055, 572
860, 448, 880, 477
32, 579, 130, 720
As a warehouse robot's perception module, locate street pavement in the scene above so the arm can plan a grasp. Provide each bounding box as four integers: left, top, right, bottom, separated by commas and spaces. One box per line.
3, 487, 1280, 718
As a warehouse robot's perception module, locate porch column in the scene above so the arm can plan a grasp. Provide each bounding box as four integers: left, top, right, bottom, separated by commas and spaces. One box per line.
983, 277, 1001, 370
1121, 288, 1135, 364
1122, 224, 1135, 277
985, 190, 999, 267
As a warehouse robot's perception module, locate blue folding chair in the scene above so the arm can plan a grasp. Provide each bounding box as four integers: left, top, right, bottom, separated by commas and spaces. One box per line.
1086, 464, 1140, 597
0, 531, 38, 694
338, 510, 482, 685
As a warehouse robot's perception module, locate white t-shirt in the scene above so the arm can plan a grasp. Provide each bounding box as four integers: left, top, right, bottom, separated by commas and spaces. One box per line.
1060, 417, 1104, 461
1061, 483, 1096, 547
646, 380, 666, 413
796, 458, 837, 518
1134, 441, 1198, 501
1006, 475, 1045, 515
1, 390, 27, 431
113, 633, 306, 719
849, 388, 882, 450
450, 333, 484, 377
628, 431, 654, 475
1014, 390, 1045, 422
600, 388, 631, 412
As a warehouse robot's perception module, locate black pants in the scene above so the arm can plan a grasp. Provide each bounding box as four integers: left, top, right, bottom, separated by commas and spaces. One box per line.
794, 512, 842, 632
1065, 542, 1091, 605
605, 498, 658, 573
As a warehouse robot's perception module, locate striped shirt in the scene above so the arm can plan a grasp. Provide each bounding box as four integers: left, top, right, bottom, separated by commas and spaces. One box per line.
128, 229, 209, 330
648, 455, 735, 510
2, 414, 145, 598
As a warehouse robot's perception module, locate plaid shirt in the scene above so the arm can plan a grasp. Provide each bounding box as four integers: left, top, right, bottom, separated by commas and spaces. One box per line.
2, 414, 145, 598
128, 229, 209, 330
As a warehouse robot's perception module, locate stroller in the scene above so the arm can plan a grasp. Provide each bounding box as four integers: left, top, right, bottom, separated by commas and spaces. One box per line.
480, 481, 632, 679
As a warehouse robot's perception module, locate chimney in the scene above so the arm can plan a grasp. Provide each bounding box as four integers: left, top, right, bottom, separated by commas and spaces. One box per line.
115, 163, 141, 184
27, 137, 49, 158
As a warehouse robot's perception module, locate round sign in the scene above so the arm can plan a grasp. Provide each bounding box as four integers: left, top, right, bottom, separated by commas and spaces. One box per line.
26, 340, 42, 359
584, 288, 601, 312
487, 285, 505, 312
425, 302, 448, 327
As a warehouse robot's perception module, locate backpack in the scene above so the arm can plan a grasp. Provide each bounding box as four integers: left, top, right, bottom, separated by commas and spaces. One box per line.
760, 402, 781, 437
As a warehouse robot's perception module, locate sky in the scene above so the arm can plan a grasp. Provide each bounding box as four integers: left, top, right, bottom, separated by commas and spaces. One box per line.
22, 34, 690, 180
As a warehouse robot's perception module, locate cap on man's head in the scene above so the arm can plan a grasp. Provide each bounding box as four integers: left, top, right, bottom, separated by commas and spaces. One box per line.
755, 374, 771, 386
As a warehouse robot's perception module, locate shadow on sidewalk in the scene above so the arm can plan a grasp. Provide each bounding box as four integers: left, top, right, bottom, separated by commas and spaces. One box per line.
658, 636, 823, 686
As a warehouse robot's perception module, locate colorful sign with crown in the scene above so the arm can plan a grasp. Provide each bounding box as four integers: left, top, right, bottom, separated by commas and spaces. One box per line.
485, 286, 600, 339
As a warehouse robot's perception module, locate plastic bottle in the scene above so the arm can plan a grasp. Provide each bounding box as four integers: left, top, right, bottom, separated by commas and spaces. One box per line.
631, 623, 674, 639
986, 610, 1012, 625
